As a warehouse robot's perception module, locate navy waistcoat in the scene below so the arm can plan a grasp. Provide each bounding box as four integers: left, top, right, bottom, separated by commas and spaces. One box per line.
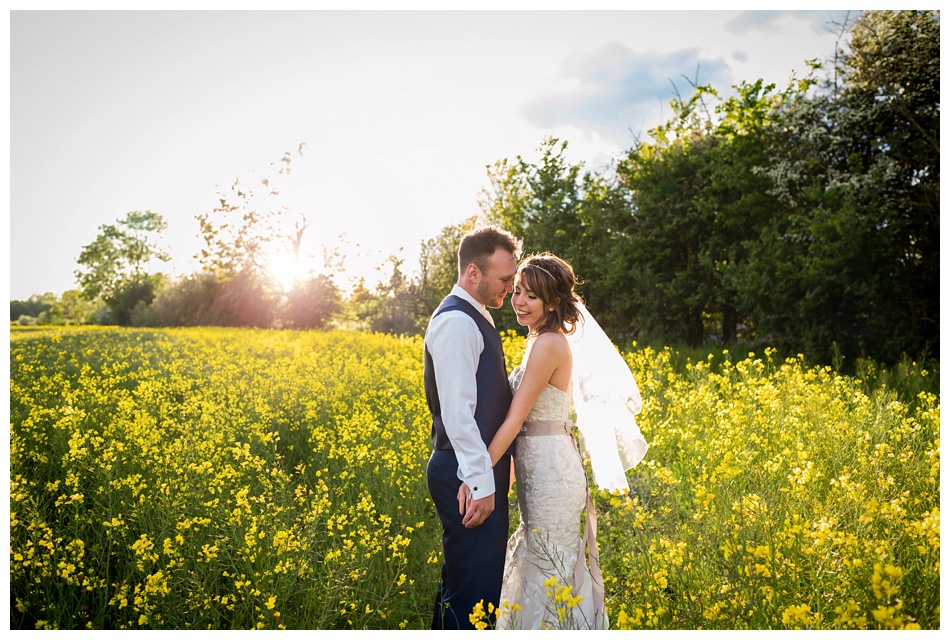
424, 295, 513, 455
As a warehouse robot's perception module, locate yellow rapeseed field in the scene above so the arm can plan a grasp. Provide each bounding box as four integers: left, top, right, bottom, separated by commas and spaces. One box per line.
9, 327, 939, 629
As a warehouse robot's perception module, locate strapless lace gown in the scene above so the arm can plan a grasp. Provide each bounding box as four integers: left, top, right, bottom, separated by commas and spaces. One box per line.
496, 367, 603, 630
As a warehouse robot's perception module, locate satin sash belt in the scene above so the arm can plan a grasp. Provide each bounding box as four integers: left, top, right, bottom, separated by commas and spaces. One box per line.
519, 419, 573, 436
516, 418, 606, 628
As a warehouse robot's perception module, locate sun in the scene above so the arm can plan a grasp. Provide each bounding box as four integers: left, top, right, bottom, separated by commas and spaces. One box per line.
266, 251, 299, 293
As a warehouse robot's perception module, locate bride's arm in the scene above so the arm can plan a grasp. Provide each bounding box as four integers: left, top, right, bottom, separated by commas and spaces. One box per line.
487, 333, 565, 466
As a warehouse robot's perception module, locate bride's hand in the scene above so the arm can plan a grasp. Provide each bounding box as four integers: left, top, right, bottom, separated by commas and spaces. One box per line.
457, 482, 471, 515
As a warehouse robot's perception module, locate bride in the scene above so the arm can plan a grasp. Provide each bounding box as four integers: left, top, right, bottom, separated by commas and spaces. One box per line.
458, 253, 648, 630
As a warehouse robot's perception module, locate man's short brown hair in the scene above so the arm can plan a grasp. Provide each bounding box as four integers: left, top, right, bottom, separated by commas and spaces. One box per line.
458, 226, 522, 276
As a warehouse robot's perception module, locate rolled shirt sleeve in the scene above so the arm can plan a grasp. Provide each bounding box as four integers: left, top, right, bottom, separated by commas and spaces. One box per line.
426, 310, 496, 500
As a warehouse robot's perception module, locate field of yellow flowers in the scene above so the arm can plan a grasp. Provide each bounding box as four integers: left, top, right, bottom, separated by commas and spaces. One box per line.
9, 327, 939, 629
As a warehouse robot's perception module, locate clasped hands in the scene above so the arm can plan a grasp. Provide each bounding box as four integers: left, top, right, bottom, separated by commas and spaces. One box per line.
457, 482, 493, 529
458, 459, 515, 528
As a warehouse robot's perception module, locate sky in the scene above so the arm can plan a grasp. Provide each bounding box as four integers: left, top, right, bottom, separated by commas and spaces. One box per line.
7, 7, 855, 300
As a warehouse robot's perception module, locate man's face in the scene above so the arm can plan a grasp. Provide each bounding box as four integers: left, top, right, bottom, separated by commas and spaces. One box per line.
475, 248, 518, 309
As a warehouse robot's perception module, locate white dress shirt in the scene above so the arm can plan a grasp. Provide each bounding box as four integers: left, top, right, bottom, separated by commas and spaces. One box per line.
425, 285, 497, 500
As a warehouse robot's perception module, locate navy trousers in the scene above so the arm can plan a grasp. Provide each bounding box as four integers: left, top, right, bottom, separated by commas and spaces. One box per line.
427, 449, 511, 630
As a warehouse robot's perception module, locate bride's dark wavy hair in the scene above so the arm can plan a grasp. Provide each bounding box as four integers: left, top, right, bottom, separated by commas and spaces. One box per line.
516, 253, 584, 335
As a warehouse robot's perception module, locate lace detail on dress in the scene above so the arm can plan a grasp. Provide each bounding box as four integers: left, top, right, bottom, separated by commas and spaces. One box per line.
509, 366, 572, 422
496, 367, 602, 630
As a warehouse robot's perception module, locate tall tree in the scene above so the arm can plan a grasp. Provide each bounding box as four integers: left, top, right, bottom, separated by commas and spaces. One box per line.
75, 211, 169, 325
196, 147, 300, 279
481, 137, 633, 336
747, 9, 939, 363
194, 144, 343, 328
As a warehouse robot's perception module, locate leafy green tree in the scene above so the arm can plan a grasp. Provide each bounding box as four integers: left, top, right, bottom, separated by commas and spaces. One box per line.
746, 9, 939, 364
341, 277, 379, 331
481, 138, 586, 261
417, 216, 478, 318
619, 104, 717, 346
616, 76, 802, 347
75, 211, 170, 325
48, 289, 102, 325
367, 254, 421, 335
10, 293, 56, 322
842, 9, 939, 360
481, 137, 634, 336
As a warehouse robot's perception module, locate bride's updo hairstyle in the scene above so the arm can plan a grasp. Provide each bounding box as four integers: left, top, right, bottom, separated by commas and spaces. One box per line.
517, 253, 583, 335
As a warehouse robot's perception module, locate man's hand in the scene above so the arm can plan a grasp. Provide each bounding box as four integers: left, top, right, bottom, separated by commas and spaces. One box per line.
457, 482, 494, 528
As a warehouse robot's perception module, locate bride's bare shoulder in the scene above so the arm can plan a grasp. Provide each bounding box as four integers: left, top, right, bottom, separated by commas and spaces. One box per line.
532, 331, 571, 356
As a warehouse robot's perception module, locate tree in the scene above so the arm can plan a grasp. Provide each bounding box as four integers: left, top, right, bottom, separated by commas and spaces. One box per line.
481, 137, 634, 336
841, 10, 939, 360
417, 216, 478, 317
746, 9, 939, 363
341, 277, 379, 331
368, 254, 421, 334
10, 293, 55, 322
48, 290, 101, 325
131, 272, 220, 327
75, 211, 170, 325
617, 79, 796, 346
283, 275, 342, 330
196, 144, 315, 287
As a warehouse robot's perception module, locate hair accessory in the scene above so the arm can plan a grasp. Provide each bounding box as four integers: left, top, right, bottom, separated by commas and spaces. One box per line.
524, 262, 556, 279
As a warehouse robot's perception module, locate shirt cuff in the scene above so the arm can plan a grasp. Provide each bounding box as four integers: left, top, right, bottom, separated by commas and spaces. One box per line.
462, 468, 496, 501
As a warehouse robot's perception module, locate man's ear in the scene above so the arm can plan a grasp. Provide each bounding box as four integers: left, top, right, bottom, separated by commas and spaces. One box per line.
465, 262, 481, 281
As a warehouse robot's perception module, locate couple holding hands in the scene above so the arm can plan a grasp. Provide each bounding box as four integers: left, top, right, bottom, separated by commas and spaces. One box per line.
424, 226, 648, 630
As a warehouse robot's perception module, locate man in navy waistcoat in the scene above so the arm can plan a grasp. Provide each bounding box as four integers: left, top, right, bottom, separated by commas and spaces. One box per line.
423, 226, 521, 629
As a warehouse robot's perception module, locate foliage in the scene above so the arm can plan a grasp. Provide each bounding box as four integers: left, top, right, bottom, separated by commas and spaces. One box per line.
9, 327, 939, 629
134, 271, 275, 329
281, 275, 343, 330
74, 211, 170, 325
131, 272, 223, 327
366, 255, 422, 335
195, 145, 308, 283
743, 10, 940, 365
417, 216, 479, 324
10, 293, 56, 322
476, 10, 938, 366
480, 137, 633, 335
45, 290, 104, 326
619, 79, 795, 347
341, 216, 487, 336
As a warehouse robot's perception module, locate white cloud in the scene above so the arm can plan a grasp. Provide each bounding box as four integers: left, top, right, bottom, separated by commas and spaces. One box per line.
726, 10, 853, 36
525, 44, 733, 144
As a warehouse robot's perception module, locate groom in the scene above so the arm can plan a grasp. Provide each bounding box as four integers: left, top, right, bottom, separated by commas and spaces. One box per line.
423, 225, 521, 629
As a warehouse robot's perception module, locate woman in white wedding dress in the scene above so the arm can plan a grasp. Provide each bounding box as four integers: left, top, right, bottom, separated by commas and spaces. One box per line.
458, 253, 648, 630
